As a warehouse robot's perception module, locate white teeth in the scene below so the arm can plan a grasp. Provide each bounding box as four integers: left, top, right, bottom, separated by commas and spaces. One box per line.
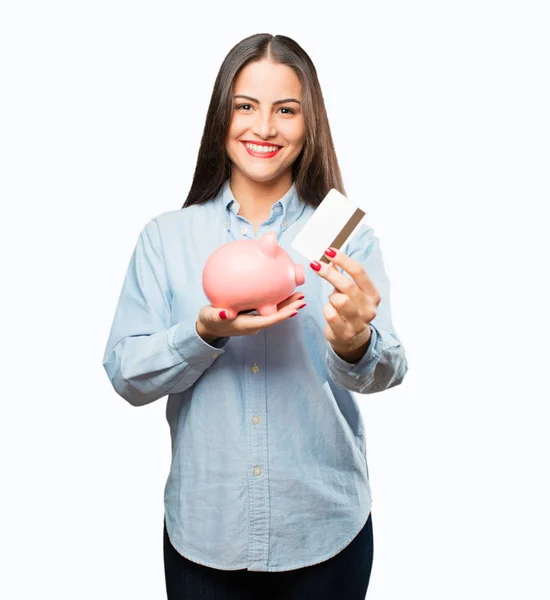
245, 142, 280, 153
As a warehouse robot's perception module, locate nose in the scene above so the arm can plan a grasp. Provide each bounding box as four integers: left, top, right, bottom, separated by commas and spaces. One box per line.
252, 109, 276, 140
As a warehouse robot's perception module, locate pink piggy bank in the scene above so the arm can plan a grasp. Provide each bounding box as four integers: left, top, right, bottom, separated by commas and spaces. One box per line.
202, 232, 305, 316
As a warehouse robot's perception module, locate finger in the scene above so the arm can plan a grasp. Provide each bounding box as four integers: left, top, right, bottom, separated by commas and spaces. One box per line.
216, 307, 238, 321
327, 291, 357, 321
322, 302, 350, 341
277, 291, 305, 311
237, 303, 300, 331
311, 259, 362, 304
319, 247, 379, 301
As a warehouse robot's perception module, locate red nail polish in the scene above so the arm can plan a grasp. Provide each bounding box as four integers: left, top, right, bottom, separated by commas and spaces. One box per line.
325, 248, 336, 258
310, 261, 321, 271
298, 295, 305, 300
219, 310, 227, 320
289, 311, 298, 318
298, 303, 306, 309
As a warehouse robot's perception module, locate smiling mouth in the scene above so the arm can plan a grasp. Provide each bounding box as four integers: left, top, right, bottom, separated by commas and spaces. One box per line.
241, 141, 282, 158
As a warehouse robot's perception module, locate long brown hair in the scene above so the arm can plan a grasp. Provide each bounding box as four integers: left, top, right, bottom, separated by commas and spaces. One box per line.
182, 33, 346, 209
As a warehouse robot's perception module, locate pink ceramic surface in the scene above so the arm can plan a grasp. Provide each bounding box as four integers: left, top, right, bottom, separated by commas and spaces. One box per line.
202, 232, 305, 316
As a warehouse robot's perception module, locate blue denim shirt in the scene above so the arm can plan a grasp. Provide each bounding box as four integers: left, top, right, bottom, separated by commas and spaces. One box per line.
102, 178, 408, 572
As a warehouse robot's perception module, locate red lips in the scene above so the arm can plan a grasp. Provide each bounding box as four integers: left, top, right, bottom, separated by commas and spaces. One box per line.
241, 140, 282, 147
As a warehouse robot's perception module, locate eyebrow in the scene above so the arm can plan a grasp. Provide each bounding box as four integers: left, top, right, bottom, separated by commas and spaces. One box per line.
233, 94, 301, 106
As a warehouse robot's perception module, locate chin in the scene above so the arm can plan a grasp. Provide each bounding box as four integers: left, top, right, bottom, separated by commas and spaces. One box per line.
241, 169, 283, 183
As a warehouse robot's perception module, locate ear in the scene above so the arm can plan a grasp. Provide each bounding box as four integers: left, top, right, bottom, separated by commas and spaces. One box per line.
258, 231, 278, 259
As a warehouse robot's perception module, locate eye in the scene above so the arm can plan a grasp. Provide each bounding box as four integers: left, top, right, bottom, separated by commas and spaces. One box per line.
235, 103, 296, 115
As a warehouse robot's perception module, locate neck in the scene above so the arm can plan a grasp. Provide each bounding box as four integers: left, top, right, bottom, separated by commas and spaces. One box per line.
229, 170, 293, 220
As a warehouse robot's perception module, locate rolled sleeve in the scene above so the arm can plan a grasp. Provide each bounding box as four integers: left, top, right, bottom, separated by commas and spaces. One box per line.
169, 319, 230, 369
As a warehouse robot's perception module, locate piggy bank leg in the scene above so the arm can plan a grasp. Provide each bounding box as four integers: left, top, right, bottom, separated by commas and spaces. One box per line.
295, 264, 305, 286
258, 304, 278, 316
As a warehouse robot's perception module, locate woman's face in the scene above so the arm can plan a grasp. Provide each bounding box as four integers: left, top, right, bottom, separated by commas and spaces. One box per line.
226, 59, 305, 184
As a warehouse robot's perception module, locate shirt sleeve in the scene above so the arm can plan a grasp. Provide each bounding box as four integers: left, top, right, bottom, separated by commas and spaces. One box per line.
325, 224, 408, 394
102, 218, 229, 407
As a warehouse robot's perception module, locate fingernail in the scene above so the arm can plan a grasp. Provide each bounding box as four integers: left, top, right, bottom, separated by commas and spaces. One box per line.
310, 261, 321, 271
298, 295, 305, 300
289, 311, 298, 318
325, 248, 337, 258
219, 310, 227, 320
298, 303, 306, 310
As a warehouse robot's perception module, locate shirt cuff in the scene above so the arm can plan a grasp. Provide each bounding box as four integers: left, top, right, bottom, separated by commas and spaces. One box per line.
326, 325, 381, 379
169, 318, 230, 368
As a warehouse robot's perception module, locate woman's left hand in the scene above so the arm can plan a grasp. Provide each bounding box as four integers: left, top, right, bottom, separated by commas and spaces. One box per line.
310, 247, 381, 359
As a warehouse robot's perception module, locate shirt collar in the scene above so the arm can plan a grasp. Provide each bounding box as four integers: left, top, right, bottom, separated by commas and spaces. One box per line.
215, 178, 304, 232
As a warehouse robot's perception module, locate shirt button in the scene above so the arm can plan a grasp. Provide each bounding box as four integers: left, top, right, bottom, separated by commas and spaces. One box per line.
253, 467, 262, 476
224, 219, 229, 228
210, 354, 218, 359
241, 228, 248, 236
283, 220, 288, 227
252, 415, 260, 424
251, 364, 260, 374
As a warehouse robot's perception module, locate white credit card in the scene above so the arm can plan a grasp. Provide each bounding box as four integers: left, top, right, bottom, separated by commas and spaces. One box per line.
291, 188, 367, 264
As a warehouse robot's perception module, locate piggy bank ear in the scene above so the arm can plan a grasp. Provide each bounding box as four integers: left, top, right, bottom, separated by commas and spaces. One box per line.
259, 231, 278, 259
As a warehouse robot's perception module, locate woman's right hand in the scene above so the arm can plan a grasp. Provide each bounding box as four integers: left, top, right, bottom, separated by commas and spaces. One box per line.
196, 292, 307, 343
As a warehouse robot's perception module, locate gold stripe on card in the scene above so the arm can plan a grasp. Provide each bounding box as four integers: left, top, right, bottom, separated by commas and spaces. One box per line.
319, 207, 366, 263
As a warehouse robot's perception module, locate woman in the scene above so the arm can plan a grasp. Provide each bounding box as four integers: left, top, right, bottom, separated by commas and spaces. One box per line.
102, 33, 408, 599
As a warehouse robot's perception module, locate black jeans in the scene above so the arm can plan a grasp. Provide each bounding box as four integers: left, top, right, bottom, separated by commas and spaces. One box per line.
163, 513, 373, 599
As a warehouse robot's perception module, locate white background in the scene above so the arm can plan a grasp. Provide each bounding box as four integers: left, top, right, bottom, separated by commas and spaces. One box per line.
1, 1, 548, 598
